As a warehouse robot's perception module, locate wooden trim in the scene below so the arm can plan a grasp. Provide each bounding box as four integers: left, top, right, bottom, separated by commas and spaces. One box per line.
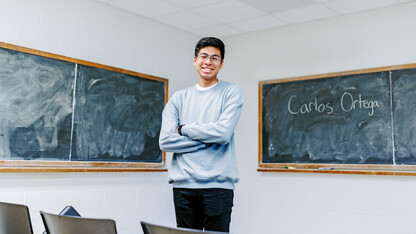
257, 167, 416, 176
0, 167, 167, 173
259, 63, 416, 85
258, 163, 416, 170
0, 41, 168, 172
0, 160, 166, 172
162, 78, 169, 170
258, 82, 263, 167
258, 163, 416, 176
258, 63, 416, 175
0, 42, 168, 83
0, 160, 164, 168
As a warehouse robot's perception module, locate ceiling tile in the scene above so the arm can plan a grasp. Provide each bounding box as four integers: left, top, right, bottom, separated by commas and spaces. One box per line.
92, 0, 408, 38
191, 0, 265, 23
239, 0, 316, 13
95, 0, 115, 3
163, 0, 222, 9
313, 0, 334, 3
109, 0, 181, 18
154, 10, 218, 31
273, 4, 338, 24
228, 15, 287, 32
191, 24, 242, 38
325, 0, 398, 14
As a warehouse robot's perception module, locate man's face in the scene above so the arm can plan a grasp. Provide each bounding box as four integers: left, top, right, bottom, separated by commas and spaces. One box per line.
194, 46, 223, 82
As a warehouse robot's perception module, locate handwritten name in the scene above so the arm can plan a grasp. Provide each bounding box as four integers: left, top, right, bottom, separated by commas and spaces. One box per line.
340, 92, 379, 116
288, 92, 379, 116
288, 96, 333, 115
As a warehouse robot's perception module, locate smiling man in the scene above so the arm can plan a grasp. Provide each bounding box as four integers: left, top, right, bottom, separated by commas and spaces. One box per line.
159, 37, 244, 232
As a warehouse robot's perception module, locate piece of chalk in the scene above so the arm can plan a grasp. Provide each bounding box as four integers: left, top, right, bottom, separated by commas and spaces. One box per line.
285, 166, 296, 169
318, 167, 334, 170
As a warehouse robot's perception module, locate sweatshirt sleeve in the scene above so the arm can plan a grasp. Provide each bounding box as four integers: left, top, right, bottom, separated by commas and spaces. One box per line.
159, 93, 207, 153
181, 85, 244, 145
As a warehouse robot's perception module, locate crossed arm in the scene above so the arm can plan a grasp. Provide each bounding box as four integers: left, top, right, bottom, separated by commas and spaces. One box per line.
158, 97, 206, 153
159, 88, 244, 153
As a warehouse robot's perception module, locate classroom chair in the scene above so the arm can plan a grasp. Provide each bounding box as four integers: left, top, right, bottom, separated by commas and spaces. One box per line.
0, 201, 34, 234
141, 221, 229, 234
40, 211, 117, 234
42, 206, 81, 234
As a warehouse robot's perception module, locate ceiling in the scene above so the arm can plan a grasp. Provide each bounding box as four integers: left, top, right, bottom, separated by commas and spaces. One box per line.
94, 0, 414, 38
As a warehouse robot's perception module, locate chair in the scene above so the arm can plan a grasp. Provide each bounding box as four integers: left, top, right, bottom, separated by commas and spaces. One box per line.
0, 201, 33, 234
40, 211, 117, 234
57, 206, 81, 217
141, 221, 229, 234
42, 206, 81, 234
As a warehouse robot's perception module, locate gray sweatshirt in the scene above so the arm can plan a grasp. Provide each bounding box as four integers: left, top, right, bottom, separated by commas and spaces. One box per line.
159, 80, 244, 189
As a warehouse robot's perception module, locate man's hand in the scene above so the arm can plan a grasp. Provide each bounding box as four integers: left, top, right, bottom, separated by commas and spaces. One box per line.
176, 125, 184, 135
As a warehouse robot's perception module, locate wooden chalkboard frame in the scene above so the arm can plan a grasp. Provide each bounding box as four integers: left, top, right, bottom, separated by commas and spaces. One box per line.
258, 63, 416, 176
0, 42, 168, 172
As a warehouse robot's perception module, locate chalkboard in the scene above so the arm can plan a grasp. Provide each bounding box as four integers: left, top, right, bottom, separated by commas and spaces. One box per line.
73, 65, 165, 162
259, 64, 416, 175
392, 68, 416, 164
1, 47, 75, 161
0, 42, 167, 172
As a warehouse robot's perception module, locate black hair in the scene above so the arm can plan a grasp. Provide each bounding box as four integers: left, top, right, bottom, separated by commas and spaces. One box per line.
194, 37, 225, 60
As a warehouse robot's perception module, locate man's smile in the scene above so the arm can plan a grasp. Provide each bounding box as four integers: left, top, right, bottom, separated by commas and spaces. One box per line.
202, 67, 214, 72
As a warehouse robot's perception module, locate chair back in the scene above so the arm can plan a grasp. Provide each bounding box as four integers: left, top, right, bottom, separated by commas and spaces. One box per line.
141, 221, 228, 234
42, 206, 81, 234
0, 201, 33, 234
40, 211, 117, 234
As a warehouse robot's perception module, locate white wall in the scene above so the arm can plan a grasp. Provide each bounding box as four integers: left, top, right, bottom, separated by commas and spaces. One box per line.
2, 0, 416, 234
0, 0, 199, 233
222, 2, 416, 234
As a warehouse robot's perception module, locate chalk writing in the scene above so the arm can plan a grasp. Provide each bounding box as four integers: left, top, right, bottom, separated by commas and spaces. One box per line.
288, 96, 334, 115
340, 92, 379, 116
288, 92, 380, 116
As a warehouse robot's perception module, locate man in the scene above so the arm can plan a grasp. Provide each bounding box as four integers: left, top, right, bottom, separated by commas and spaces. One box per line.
159, 37, 244, 232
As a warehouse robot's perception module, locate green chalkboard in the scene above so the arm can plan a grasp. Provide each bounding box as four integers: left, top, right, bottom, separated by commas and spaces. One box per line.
0, 42, 168, 172
259, 64, 416, 175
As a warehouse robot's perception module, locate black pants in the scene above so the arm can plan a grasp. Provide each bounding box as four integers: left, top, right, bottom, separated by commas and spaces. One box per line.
173, 188, 234, 232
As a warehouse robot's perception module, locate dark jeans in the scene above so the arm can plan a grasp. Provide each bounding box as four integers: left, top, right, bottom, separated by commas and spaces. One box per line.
173, 188, 234, 232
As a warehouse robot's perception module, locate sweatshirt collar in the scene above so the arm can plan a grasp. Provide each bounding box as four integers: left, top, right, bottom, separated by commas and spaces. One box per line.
195, 80, 219, 91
